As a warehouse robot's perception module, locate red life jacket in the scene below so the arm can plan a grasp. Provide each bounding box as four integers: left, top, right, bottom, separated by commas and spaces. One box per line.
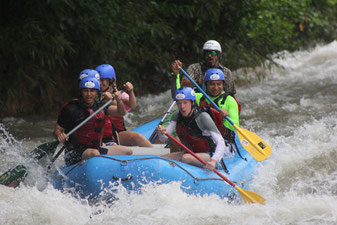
234, 97, 241, 115
57, 99, 75, 118
110, 116, 126, 133
103, 115, 114, 139
74, 107, 105, 148
59, 99, 106, 148
176, 110, 214, 153
102, 115, 119, 143
199, 94, 232, 138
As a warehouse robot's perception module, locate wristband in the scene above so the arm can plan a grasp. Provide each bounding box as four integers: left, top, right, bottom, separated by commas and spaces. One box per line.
176, 73, 181, 89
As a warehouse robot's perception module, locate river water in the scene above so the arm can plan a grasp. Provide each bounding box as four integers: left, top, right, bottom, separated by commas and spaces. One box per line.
0, 42, 337, 225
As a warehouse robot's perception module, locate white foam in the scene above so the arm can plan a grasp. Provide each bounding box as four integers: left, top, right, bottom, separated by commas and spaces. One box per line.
1, 41, 337, 224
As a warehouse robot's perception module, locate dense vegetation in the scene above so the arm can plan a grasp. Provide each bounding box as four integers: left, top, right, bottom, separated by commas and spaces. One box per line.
1, 0, 336, 116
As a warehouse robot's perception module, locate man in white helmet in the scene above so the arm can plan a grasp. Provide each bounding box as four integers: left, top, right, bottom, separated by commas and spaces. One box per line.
170, 40, 236, 97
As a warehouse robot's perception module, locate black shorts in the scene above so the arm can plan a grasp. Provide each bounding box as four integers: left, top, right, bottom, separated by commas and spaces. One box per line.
64, 145, 109, 167
98, 146, 108, 155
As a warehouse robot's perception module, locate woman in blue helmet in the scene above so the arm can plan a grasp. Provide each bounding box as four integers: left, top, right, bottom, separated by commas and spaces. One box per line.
53, 77, 132, 166
95, 64, 152, 148
156, 87, 231, 170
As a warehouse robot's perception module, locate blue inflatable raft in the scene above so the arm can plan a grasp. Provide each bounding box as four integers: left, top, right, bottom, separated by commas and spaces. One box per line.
131, 118, 161, 140
50, 141, 259, 202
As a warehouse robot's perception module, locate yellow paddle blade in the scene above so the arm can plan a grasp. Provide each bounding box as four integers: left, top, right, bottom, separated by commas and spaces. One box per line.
234, 125, 272, 161
235, 186, 266, 205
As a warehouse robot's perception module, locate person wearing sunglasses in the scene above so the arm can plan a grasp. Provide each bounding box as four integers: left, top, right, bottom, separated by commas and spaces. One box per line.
170, 40, 236, 97
170, 40, 240, 114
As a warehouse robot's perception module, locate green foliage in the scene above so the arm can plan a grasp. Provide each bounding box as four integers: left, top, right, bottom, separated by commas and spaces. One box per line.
240, 0, 322, 54
0, 0, 336, 116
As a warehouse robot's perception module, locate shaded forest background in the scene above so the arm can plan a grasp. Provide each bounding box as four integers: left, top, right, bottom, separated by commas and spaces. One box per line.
1, 0, 336, 116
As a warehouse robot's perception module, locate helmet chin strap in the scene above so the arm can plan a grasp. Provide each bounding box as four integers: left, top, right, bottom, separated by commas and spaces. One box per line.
187, 104, 195, 117
191, 100, 197, 108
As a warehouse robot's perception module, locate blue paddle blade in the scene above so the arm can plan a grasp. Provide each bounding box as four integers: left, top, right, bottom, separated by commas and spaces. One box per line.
131, 118, 162, 140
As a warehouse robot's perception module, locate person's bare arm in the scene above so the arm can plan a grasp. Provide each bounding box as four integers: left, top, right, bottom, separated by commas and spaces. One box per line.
123, 82, 136, 109
106, 91, 126, 116
53, 123, 68, 143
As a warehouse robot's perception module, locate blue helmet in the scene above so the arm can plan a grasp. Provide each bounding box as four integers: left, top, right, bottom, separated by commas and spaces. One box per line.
78, 69, 100, 81
204, 68, 225, 82
174, 87, 196, 101
80, 77, 100, 91
95, 64, 116, 80
78, 69, 91, 81
87, 70, 100, 80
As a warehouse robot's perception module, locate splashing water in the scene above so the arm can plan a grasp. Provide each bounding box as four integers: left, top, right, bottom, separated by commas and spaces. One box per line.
1, 42, 337, 225
0, 123, 26, 170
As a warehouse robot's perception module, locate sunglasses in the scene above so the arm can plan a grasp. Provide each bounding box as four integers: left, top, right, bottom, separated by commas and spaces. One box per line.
203, 50, 219, 57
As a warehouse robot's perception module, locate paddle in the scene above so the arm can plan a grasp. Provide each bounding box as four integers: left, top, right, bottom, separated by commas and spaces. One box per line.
148, 101, 176, 143
163, 130, 266, 204
0, 140, 59, 187
0, 99, 113, 187
179, 67, 272, 161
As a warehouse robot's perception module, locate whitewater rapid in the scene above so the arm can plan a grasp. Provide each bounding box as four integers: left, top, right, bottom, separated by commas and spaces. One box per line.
1, 42, 337, 225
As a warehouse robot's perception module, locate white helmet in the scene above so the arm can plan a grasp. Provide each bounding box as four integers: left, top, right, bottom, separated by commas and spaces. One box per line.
202, 40, 222, 53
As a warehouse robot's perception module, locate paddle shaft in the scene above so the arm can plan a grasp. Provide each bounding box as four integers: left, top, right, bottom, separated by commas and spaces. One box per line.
149, 101, 176, 142
159, 101, 176, 125
68, 99, 112, 136
51, 99, 113, 162
164, 131, 237, 188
